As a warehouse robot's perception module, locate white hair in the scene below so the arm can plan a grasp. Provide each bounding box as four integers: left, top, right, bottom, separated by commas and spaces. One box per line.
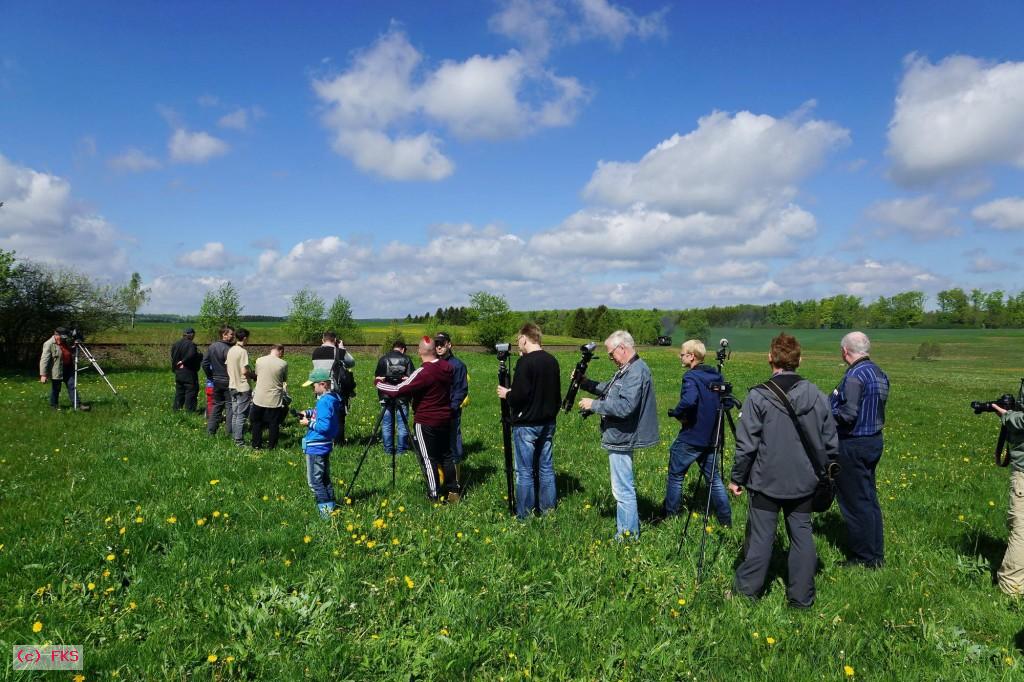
605, 330, 635, 350
841, 331, 871, 356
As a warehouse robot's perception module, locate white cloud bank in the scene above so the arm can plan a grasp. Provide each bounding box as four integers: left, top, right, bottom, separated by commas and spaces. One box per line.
169, 128, 229, 164
972, 197, 1024, 231
888, 54, 1024, 185
312, 26, 587, 180
108, 147, 162, 172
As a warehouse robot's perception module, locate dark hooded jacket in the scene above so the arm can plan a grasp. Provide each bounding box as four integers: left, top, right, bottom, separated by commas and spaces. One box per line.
730, 371, 839, 499
668, 363, 722, 448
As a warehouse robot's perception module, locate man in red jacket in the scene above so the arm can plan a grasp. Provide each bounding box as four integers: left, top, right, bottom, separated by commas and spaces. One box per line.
376, 337, 455, 502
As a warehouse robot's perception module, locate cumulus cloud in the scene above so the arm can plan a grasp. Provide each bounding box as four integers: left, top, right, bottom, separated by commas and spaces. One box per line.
313, 26, 587, 180
865, 195, 960, 240
887, 54, 1024, 185
218, 106, 265, 131
168, 129, 229, 163
0, 153, 130, 274
489, 0, 667, 59
972, 197, 1024, 230
776, 257, 944, 298
175, 242, 248, 270
583, 109, 849, 214
963, 248, 1011, 273
108, 148, 162, 172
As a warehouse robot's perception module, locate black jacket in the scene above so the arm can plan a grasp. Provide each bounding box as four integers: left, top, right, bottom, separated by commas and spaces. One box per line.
171, 338, 201, 373
375, 350, 415, 397
202, 340, 232, 384
507, 349, 561, 426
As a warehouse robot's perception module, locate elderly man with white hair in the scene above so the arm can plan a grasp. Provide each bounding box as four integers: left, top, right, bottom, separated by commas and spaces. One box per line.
830, 331, 890, 569
578, 330, 659, 540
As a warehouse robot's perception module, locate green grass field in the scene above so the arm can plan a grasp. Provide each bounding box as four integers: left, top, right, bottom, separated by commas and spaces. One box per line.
2, 330, 1022, 679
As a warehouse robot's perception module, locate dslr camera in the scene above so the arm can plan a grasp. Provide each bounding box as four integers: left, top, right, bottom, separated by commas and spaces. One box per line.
59, 327, 85, 345
495, 342, 511, 361
290, 408, 314, 420
971, 394, 1017, 414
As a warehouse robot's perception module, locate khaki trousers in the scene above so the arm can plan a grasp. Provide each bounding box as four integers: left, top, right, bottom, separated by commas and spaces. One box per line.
998, 470, 1024, 595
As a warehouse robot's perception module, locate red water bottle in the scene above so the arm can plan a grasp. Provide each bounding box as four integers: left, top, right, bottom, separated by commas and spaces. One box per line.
205, 380, 214, 417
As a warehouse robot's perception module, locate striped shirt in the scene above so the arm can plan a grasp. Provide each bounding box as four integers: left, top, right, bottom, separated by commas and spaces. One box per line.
831, 357, 889, 438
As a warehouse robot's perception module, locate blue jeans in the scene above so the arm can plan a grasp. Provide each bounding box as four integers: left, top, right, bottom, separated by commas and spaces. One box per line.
305, 453, 334, 504
663, 436, 731, 525
836, 435, 884, 565
513, 423, 557, 519
607, 449, 640, 539
450, 408, 464, 463
381, 400, 410, 454
229, 389, 251, 445
49, 365, 78, 408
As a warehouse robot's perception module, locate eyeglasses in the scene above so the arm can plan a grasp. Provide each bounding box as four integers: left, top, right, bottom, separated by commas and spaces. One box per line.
607, 344, 621, 359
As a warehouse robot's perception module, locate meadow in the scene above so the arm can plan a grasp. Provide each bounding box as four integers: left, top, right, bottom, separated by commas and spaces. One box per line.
2, 329, 1023, 680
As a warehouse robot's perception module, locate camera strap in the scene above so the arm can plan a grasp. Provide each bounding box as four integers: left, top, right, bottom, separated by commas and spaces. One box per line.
996, 424, 1011, 467
758, 379, 829, 480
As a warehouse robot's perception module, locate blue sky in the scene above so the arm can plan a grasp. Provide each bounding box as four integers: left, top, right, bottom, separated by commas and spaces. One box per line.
2, 0, 1024, 316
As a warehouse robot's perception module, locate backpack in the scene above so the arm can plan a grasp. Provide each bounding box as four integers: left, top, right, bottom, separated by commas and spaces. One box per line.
331, 348, 357, 399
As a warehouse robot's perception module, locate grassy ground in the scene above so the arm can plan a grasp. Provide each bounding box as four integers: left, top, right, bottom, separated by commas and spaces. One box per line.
1, 331, 1022, 679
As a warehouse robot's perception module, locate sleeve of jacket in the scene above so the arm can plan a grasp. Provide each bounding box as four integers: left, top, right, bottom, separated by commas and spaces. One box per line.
39, 339, 53, 377
668, 373, 698, 418
819, 394, 840, 460
730, 392, 764, 485
507, 358, 532, 414
832, 374, 862, 427
450, 360, 469, 409
170, 342, 178, 370
1002, 410, 1024, 435
402, 356, 414, 376
375, 356, 387, 377
311, 397, 338, 437
201, 348, 213, 380
590, 368, 641, 419
376, 366, 426, 398
581, 377, 602, 395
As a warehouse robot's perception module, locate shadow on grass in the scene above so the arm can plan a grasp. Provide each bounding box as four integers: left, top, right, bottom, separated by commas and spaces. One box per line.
1015, 629, 1024, 654
956, 530, 1006, 583
461, 462, 498, 497
812, 510, 849, 556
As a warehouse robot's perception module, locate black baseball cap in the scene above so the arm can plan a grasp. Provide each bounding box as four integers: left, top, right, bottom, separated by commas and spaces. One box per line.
183, 327, 195, 334
434, 332, 451, 345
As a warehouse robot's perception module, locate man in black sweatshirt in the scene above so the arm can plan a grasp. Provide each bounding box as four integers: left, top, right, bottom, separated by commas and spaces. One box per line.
496, 322, 561, 519
170, 327, 202, 412
202, 325, 235, 435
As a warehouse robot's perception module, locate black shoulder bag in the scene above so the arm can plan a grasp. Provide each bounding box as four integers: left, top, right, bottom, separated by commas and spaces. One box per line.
759, 379, 840, 513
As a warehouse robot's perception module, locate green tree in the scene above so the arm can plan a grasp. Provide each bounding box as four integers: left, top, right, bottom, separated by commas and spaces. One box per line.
197, 282, 242, 336
568, 308, 591, 339
285, 287, 325, 343
468, 290, 514, 350
117, 272, 150, 329
683, 311, 710, 343
889, 291, 925, 328
326, 294, 363, 343
380, 319, 406, 355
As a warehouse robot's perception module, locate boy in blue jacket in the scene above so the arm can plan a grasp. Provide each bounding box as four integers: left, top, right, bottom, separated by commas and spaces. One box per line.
299, 368, 342, 519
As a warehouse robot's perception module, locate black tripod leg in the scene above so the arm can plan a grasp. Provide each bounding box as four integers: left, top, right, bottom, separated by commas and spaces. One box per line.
389, 402, 397, 488
345, 404, 387, 501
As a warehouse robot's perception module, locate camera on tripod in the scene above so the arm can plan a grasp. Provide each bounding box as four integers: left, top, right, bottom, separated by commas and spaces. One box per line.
59, 326, 85, 345
495, 342, 511, 361
562, 342, 598, 417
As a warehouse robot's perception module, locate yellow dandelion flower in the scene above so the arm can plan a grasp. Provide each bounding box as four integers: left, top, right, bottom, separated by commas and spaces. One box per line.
752, 632, 759, 638
284, 559, 292, 567
766, 637, 776, 645
677, 598, 686, 606
366, 541, 377, 549
106, 553, 115, 561
129, 601, 137, 610
102, 570, 110, 578
391, 538, 400, 545
262, 495, 269, 501
404, 575, 415, 589
135, 516, 143, 523
73, 675, 85, 682
166, 516, 177, 524
844, 665, 855, 676
456, 532, 464, 539
989, 501, 995, 507
209, 479, 220, 486
303, 535, 311, 544
440, 628, 449, 635
32, 620, 42, 633
212, 510, 221, 517
398, 506, 405, 512
226, 656, 235, 663
87, 582, 96, 590
373, 518, 385, 529
104, 516, 112, 524
118, 527, 125, 535
196, 518, 206, 526
207, 654, 218, 663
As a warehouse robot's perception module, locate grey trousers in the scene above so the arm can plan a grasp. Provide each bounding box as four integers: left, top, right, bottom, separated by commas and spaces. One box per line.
733, 491, 816, 607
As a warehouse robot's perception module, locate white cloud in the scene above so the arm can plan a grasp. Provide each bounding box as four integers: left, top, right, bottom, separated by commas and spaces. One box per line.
489, 0, 667, 59
108, 148, 162, 172
583, 109, 849, 214
887, 54, 1024, 185
776, 257, 944, 298
965, 250, 1011, 273
972, 197, 1024, 230
168, 129, 229, 164
176, 242, 247, 270
0, 153, 130, 274
197, 94, 221, 108
218, 106, 265, 131
313, 26, 587, 180
691, 259, 770, 283
865, 195, 960, 240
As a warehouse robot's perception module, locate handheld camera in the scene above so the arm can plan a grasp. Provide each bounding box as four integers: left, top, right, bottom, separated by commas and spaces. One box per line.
561, 342, 598, 416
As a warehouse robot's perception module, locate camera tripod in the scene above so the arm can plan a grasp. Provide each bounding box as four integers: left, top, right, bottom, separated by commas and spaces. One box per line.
497, 346, 516, 515
345, 397, 412, 500
73, 341, 118, 410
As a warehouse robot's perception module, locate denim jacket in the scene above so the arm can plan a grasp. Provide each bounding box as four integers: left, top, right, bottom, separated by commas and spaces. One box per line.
587, 355, 660, 451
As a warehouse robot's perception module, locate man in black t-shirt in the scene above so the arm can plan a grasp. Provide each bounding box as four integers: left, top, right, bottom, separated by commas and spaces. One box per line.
496, 322, 561, 519
170, 327, 202, 412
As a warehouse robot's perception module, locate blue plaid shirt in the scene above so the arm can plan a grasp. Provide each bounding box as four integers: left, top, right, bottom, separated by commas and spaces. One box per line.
831, 357, 889, 438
